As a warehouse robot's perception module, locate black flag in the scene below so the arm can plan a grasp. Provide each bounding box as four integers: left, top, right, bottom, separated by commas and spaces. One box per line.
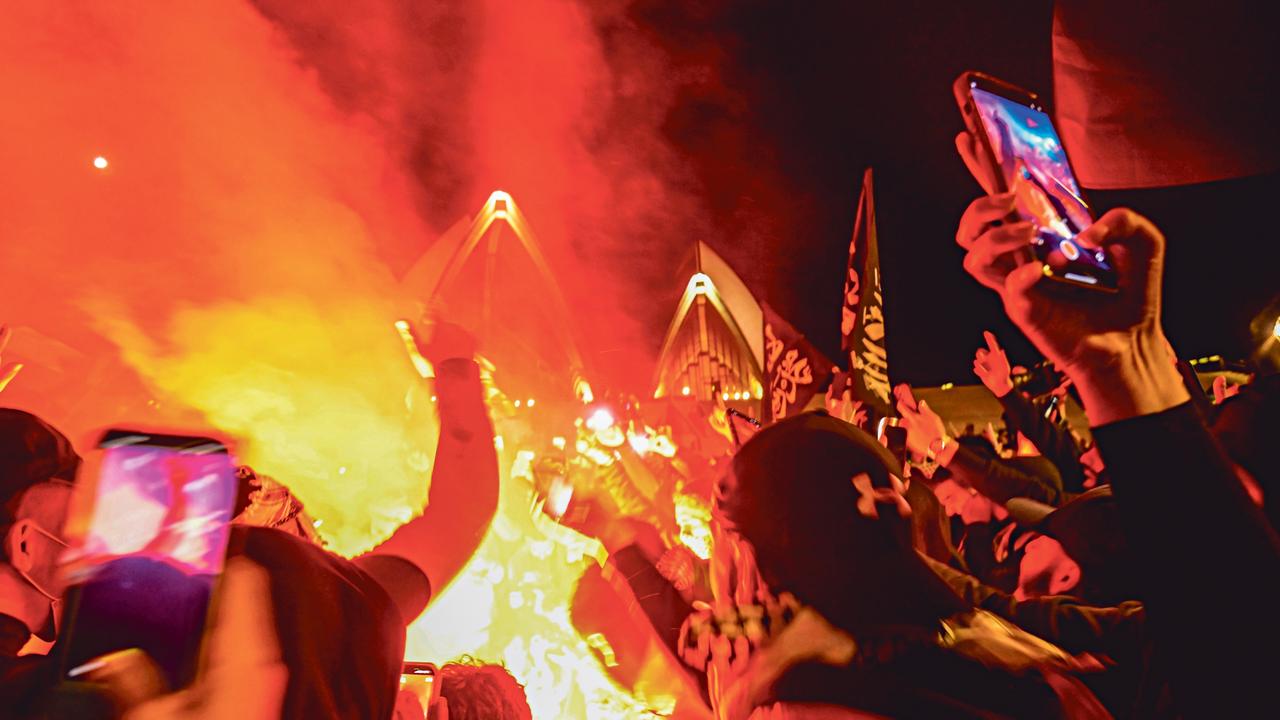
763, 303, 834, 424
839, 167, 892, 423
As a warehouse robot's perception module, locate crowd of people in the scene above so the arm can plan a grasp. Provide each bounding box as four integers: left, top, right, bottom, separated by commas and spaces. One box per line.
4, 37, 1280, 720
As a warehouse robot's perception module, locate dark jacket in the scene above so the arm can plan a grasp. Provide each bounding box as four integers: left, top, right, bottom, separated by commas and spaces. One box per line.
998, 389, 1090, 494
1092, 402, 1280, 718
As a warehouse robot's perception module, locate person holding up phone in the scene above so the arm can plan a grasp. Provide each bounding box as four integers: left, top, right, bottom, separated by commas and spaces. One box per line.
954, 106, 1280, 717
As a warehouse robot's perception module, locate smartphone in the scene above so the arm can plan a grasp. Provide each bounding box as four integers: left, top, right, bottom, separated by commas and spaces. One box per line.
954, 71, 1118, 291
59, 430, 237, 691
883, 425, 908, 467
399, 662, 438, 719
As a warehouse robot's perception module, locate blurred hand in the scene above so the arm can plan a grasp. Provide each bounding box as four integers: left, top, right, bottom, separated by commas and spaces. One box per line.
1212, 375, 1241, 404
412, 315, 477, 365
973, 331, 1014, 398
0, 325, 24, 393
955, 193, 1188, 425
826, 379, 868, 428
124, 559, 286, 720
894, 384, 945, 460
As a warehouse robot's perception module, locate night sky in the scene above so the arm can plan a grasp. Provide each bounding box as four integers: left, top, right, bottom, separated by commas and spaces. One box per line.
640, 0, 1276, 387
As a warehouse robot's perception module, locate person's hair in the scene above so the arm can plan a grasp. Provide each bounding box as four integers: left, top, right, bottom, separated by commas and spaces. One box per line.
1, 409, 80, 563
436, 656, 532, 720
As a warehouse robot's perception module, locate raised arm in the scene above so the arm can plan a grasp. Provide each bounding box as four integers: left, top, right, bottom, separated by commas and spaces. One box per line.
359, 322, 499, 621
952, 163, 1280, 716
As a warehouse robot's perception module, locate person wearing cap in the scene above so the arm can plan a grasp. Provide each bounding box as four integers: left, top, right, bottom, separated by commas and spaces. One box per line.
0, 408, 82, 717
706, 411, 1107, 719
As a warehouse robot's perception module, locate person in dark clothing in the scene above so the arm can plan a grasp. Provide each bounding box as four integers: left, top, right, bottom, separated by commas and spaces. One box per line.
224, 320, 499, 720
1005, 486, 1136, 605
0, 409, 81, 719
896, 385, 1066, 508
954, 151, 1280, 717
924, 555, 1171, 719
974, 331, 1100, 493
705, 411, 1106, 718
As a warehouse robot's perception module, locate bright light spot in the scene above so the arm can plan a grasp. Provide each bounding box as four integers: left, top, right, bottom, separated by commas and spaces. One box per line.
514, 399, 522, 408
940, 382, 954, 390
337, 466, 347, 475
312, 519, 323, 528
585, 408, 614, 432
508, 591, 525, 609
680, 385, 691, 396
686, 272, 714, 297
721, 392, 730, 401
494, 435, 504, 452
92, 155, 108, 169
526, 398, 536, 408
551, 436, 566, 450
627, 431, 650, 455
1273, 315, 1280, 340
430, 395, 437, 403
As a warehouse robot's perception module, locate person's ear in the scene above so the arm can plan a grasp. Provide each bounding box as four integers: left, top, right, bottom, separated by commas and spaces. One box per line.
1050, 557, 1081, 595
5, 520, 35, 574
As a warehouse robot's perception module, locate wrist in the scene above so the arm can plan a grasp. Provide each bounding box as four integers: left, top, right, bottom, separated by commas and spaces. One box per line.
928, 435, 958, 466
1065, 330, 1189, 427
990, 379, 1013, 398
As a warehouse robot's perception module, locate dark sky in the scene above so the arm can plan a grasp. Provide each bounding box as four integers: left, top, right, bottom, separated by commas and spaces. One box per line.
638, 0, 1275, 387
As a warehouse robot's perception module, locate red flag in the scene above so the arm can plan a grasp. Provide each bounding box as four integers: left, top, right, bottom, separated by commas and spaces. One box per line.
839, 168, 892, 422
762, 303, 834, 423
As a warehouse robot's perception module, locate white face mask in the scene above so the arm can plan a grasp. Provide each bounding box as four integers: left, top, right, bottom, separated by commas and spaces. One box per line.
15, 520, 69, 603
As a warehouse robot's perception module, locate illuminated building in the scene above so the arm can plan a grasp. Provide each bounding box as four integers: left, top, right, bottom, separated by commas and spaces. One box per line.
652, 242, 764, 410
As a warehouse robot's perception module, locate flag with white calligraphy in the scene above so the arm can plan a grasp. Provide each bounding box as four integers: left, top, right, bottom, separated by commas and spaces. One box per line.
838, 167, 892, 424
762, 303, 834, 424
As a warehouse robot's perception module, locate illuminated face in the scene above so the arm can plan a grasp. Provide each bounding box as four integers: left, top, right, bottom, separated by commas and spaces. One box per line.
1016, 534, 1079, 600
932, 479, 975, 518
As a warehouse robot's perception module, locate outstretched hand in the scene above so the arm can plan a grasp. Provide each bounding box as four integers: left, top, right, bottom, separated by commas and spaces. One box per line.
894, 384, 946, 460
973, 331, 1014, 398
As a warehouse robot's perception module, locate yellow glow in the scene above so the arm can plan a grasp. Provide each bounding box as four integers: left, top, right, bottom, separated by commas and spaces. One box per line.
551, 436, 566, 451
674, 492, 713, 560
1273, 315, 1280, 340
92, 155, 108, 169
527, 398, 536, 408
394, 320, 435, 379
406, 468, 671, 719
514, 399, 522, 408
721, 392, 729, 401
940, 382, 954, 390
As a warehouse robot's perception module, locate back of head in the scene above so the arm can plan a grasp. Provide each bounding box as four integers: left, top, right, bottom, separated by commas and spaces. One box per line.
722, 412, 966, 635
436, 658, 532, 720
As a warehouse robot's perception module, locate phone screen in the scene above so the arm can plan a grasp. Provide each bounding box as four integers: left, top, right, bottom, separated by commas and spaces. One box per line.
969, 84, 1117, 290
398, 662, 437, 719
60, 430, 236, 690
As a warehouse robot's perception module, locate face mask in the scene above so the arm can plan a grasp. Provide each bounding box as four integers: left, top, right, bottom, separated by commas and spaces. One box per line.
15, 520, 68, 603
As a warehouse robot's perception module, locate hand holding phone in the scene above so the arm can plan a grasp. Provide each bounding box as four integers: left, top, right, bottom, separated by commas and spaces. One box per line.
59, 430, 237, 691
954, 71, 1117, 292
